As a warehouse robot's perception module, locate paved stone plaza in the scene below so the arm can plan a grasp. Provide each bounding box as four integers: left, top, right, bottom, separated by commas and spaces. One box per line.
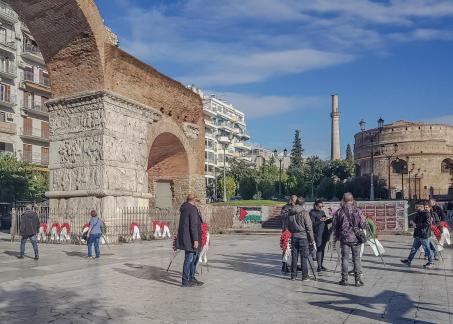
0, 234, 452, 324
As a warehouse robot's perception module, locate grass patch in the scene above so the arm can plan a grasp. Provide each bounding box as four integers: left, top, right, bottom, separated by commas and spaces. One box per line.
211, 200, 286, 206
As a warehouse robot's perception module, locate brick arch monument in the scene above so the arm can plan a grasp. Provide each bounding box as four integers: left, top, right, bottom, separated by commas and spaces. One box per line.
7, 0, 205, 214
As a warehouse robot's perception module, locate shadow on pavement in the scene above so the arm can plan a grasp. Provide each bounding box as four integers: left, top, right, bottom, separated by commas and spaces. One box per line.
113, 263, 181, 287
0, 284, 128, 323
3, 250, 34, 259
306, 287, 446, 324
63, 251, 115, 258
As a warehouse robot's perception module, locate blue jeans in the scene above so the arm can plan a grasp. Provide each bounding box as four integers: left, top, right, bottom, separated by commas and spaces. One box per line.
20, 235, 39, 256
182, 251, 199, 284
408, 237, 432, 263
88, 233, 101, 258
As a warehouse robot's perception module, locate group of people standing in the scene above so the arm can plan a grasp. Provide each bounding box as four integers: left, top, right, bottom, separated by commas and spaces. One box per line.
18, 205, 104, 260
281, 192, 366, 287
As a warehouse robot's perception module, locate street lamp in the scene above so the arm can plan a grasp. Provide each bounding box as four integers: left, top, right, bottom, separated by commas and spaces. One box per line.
273, 148, 288, 197
218, 135, 232, 202
408, 161, 415, 200
381, 143, 398, 199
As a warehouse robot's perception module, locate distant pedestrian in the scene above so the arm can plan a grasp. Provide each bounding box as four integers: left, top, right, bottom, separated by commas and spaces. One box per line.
176, 194, 204, 287
284, 197, 314, 281
429, 199, 446, 222
309, 199, 332, 272
401, 201, 434, 269
87, 210, 103, 259
447, 201, 453, 220
18, 204, 40, 260
332, 193, 366, 287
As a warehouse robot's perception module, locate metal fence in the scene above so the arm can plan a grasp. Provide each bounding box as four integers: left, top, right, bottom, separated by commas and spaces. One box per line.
10, 207, 180, 244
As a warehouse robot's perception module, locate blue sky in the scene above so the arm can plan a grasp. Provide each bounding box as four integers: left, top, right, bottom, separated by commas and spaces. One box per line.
97, 0, 453, 159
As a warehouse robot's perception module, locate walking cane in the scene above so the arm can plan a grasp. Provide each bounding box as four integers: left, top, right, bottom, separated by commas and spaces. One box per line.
101, 234, 111, 250
166, 250, 180, 272
307, 257, 317, 281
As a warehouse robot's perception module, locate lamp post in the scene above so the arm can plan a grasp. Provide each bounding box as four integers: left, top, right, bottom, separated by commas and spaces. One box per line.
273, 148, 288, 197
360, 118, 384, 201
408, 162, 415, 200
381, 143, 399, 199
218, 135, 232, 202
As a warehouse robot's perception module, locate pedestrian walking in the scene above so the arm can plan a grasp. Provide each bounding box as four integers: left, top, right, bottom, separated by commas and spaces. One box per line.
401, 201, 434, 269
332, 193, 366, 287
284, 197, 314, 281
87, 210, 103, 259
176, 194, 204, 287
309, 199, 332, 272
18, 204, 40, 260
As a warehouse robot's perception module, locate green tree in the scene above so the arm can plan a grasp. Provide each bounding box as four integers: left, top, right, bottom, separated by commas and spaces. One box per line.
346, 144, 354, 162
288, 129, 304, 176
316, 177, 336, 200
304, 155, 327, 198
325, 160, 354, 181
217, 175, 237, 201
256, 163, 281, 199
238, 176, 257, 200
0, 155, 48, 203
226, 158, 255, 185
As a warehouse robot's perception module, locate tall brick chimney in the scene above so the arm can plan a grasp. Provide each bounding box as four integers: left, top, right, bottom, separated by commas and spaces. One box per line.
331, 94, 341, 160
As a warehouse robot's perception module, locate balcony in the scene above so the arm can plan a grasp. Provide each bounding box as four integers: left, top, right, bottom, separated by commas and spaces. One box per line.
0, 64, 16, 79
0, 94, 16, 108
22, 104, 49, 118
21, 44, 45, 65
205, 119, 216, 129
21, 150, 49, 166
203, 105, 216, 117
234, 142, 252, 151
0, 120, 15, 134
0, 1, 18, 24
0, 38, 16, 53
20, 127, 50, 142
21, 76, 51, 94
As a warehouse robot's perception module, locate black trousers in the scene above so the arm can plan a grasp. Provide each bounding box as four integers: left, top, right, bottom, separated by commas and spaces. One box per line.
291, 237, 309, 279
316, 239, 328, 269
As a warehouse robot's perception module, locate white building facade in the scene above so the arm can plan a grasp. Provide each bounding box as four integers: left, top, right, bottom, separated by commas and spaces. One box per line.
189, 86, 252, 193
0, 2, 50, 170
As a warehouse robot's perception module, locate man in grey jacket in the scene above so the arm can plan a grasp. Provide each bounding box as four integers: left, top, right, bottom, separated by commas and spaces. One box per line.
284, 197, 314, 281
19, 205, 40, 260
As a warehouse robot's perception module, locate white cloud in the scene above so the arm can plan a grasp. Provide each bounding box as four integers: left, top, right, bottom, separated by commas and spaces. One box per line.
111, 0, 453, 87
212, 92, 323, 118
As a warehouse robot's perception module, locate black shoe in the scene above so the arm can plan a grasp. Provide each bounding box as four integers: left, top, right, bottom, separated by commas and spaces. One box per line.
423, 262, 434, 269
339, 280, 348, 286
400, 259, 411, 267
17, 255, 24, 259
34, 255, 39, 260
348, 270, 355, 276
290, 275, 296, 281
321, 266, 328, 271
191, 278, 204, 286
434, 256, 440, 261
181, 281, 195, 287
355, 279, 364, 287
302, 277, 311, 282
317, 268, 322, 273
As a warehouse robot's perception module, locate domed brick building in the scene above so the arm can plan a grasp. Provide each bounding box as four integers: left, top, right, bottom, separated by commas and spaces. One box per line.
354, 120, 453, 200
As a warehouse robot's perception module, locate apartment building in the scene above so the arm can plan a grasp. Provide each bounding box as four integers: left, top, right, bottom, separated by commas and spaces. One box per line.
188, 86, 252, 191
0, 2, 50, 170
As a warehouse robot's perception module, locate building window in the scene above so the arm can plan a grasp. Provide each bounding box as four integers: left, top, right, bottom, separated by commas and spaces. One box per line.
23, 67, 34, 82
441, 159, 453, 174
0, 83, 11, 102
0, 142, 13, 153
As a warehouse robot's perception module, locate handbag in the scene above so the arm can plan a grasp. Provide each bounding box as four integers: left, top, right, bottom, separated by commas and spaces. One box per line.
343, 207, 367, 244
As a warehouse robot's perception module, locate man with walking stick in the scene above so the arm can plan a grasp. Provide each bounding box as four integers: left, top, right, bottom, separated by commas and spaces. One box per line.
175, 194, 204, 287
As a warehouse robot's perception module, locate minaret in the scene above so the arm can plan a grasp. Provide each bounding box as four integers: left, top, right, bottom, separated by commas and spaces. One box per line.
330, 94, 341, 160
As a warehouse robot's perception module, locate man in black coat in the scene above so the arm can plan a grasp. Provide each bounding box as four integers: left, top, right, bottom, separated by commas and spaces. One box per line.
309, 199, 332, 272
19, 205, 40, 260
176, 194, 203, 287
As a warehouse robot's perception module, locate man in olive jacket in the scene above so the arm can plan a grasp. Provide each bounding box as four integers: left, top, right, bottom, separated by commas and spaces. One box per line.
19, 205, 40, 260
176, 194, 203, 287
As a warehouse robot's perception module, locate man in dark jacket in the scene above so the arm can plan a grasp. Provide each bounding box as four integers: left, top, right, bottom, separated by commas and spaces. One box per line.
309, 199, 332, 272
176, 194, 203, 287
429, 199, 445, 222
284, 197, 314, 281
280, 195, 297, 230
19, 205, 40, 260
401, 201, 434, 268
333, 193, 366, 287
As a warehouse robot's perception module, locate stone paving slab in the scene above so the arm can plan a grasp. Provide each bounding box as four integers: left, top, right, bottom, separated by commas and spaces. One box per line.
0, 234, 451, 323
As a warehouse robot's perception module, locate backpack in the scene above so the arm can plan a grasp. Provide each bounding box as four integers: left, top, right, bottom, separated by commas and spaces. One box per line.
287, 213, 304, 233
343, 207, 367, 244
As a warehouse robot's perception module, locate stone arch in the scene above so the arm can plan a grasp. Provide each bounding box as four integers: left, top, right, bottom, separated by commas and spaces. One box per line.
391, 159, 408, 174
441, 158, 453, 175
5, 0, 111, 97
